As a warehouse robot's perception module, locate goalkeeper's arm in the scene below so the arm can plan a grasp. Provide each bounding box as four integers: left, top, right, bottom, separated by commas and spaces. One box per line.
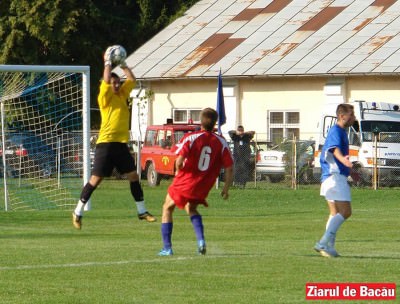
120, 61, 135, 82
103, 46, 114, 84
103, 65, 112, 84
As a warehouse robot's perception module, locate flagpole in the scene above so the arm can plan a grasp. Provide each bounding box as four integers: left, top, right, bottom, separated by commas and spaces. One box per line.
216, 69, 226, 189
217, 69, 226, 135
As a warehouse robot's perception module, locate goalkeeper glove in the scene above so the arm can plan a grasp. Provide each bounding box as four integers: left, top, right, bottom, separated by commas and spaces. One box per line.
104, 46, 117, 67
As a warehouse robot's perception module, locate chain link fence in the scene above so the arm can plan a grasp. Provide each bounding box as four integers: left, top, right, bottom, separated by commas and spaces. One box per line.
350, 131, 400, 189
3, 126, 400, 210
4, 130, 395, 194
228, 133, 318, 190
224, 132, 400, 190
135, 130, 400, 190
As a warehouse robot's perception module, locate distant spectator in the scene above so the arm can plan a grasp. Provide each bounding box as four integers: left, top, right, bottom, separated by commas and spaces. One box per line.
229, 125, 255, 188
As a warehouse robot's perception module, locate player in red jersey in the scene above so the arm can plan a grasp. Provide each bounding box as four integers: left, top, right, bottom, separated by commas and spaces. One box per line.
158, 108, 233, 256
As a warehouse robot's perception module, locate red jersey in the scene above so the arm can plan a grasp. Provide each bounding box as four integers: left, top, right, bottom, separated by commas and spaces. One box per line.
168, 130, 233, 209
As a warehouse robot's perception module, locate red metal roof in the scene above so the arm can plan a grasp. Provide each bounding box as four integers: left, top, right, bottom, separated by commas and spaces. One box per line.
124, 0, 400, 79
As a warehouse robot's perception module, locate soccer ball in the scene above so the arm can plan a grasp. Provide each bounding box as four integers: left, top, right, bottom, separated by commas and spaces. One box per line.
110, 45, 127, 65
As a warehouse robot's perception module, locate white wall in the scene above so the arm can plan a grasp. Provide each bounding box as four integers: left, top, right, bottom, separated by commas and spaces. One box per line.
239, 78, 325, 140
133, 76, 400, 142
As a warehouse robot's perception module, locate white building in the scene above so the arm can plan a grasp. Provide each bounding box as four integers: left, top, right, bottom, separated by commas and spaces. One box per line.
118, 0, 400, 143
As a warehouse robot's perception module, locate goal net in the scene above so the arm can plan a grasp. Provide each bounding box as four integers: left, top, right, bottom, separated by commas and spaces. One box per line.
0, 65, 90, 211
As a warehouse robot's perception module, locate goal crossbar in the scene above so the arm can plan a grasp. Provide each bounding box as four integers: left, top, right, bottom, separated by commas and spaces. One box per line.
0, 65, 90, 73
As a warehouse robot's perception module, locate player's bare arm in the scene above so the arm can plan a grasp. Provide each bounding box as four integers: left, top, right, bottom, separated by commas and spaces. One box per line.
103, 65, 112, 84
175, 155, 185, 174
221, 166, 233, 199
103, 46, 114, 84
121, 66, 135, 82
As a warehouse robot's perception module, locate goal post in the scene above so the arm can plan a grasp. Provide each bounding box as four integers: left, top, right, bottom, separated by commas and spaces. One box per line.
0, 65, 90, 211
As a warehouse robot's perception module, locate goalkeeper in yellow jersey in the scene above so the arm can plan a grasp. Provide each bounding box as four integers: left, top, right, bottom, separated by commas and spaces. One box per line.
72, 46, 156, 229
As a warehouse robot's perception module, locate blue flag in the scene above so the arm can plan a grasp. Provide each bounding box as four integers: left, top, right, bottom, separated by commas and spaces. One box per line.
216, 70, 226, 135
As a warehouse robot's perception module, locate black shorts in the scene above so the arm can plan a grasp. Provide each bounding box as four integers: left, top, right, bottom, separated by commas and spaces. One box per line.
92, 143, 136, 177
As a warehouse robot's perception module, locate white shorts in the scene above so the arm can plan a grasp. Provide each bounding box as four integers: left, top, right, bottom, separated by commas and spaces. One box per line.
320, 174, 351, 202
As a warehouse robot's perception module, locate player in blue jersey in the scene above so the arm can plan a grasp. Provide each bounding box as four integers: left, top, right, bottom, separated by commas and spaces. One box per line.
314, 103, 355, 258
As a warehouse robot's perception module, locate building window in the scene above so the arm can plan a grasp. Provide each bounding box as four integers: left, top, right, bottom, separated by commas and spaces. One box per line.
287, 112, 299, 124
268, 110, 300, 143
270, 112, 283, 124
173, 109, 201, 123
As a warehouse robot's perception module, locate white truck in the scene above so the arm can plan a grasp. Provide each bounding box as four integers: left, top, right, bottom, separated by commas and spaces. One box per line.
313, 100, 400, 186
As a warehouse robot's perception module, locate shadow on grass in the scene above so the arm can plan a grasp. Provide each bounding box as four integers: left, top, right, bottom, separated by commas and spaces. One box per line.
0, 232, 126, 239
340, 255, 400, 260
208, 211, 313, 218
303, 253, 400, 260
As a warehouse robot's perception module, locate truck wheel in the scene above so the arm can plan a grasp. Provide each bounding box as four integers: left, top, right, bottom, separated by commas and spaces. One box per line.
270, 175, 284, 183
147, 163, 161, 187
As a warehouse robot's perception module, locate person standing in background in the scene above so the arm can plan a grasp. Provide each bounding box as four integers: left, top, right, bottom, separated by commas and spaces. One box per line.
228, 126, 255, 188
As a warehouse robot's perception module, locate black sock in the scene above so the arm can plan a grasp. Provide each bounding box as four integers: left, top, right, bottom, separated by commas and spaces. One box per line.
80, 183, 96, 203
130, 181, 144, 202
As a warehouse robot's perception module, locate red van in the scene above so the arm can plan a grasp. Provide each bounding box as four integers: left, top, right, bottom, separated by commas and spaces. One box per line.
140, 123, 200, 186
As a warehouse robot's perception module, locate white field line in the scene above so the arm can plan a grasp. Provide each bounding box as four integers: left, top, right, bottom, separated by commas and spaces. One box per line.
0, 254, 263, 271
0, 257, 195, 271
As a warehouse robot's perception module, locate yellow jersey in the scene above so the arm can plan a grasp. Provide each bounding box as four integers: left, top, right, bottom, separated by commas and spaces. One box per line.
96, 79, 135, 143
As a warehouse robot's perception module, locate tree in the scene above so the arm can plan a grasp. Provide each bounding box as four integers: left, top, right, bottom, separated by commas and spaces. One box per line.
0, 0, 199, 124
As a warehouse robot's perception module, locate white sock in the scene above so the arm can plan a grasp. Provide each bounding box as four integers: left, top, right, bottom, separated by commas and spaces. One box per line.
74, 200, 85, 216
325, 214, 334, 230
325, 214, 336, 247
320, 213, 345, 246
135, 201, 147, 214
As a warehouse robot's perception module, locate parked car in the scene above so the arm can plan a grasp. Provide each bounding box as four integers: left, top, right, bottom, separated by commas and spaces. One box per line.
0, 156, 18, 178
255, 142, 286, 182
0, 132, 56, 178
140, 122, 201, 186
53, 132, 82, 176
255, 140, 315, 183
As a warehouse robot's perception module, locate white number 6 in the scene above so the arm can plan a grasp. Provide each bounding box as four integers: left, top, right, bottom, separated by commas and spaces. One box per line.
198, 146, 211, 171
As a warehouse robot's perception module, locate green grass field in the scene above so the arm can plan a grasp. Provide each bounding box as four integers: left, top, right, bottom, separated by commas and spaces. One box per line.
0, 182, 399, 303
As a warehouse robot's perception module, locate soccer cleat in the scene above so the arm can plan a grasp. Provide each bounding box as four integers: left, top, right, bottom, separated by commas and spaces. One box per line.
138, 212, 157, 222
158, 248, 173, 256
314, 242, 339, 258
198, 240, 207, 255
320, 247, 339, 258
72, 212, 82, 230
